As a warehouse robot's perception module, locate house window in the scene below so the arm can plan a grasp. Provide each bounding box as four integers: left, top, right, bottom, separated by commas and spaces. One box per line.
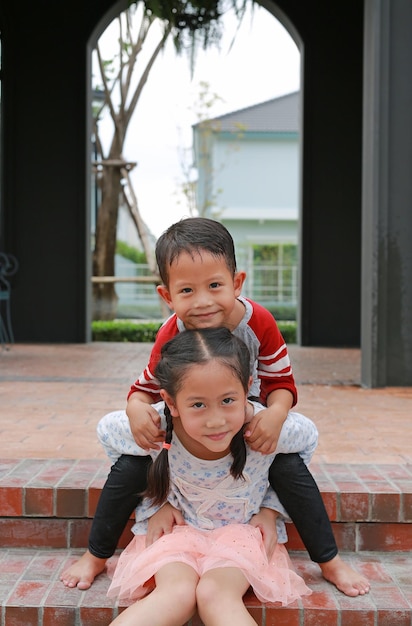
242, 243, 298, 318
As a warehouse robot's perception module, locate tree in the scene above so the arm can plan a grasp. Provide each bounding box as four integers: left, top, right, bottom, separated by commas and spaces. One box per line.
92, 0, 253, 320
175, 80, 224, 217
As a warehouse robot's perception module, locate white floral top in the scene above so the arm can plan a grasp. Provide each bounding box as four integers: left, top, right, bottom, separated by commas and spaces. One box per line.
131, 404, 318, 544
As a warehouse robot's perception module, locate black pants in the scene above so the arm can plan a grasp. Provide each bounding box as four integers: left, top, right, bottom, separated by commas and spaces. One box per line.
89, 452, 337, 563
89, 454, 152, 559
269, 453, 337, 563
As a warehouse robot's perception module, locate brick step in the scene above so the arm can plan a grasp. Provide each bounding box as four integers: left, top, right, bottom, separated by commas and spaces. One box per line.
0, 548, 411, 626
1, 459, 412, 552
1, 460, 411, 625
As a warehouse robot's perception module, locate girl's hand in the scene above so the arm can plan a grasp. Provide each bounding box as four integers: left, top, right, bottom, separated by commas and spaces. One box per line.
249, 508, 279, 560
145, 502, 186, 547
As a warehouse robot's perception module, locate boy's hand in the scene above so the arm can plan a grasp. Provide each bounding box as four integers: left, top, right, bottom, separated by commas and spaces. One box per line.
245, 389, 293, 454
127, 396, 165, 450
145, 503, 186, 547
244, 405, 285, 454
249, 507, 279, 560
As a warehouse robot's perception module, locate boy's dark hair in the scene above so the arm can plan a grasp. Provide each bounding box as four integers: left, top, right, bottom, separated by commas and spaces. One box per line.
155, 217, 237, 287
143, 327, 249, 506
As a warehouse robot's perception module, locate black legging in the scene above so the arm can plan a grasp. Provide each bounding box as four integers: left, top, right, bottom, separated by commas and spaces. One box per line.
89, 455, 152, 559
269, 452, 337, 563
89, 452, 338, 563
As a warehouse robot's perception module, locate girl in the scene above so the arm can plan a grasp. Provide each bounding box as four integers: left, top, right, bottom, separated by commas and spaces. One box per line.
107, 328, 316, 626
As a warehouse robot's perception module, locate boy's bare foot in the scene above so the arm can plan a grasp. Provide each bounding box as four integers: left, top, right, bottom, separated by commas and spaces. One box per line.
319, 555, 370, 597
60, 550, 107, 590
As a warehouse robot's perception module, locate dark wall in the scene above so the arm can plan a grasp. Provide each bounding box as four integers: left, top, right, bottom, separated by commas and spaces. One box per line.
273, 0, 364, 346
0, 0, 117, 341
0, 0, 364, 344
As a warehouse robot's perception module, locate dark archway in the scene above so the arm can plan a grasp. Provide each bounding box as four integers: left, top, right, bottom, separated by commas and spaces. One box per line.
0, 0, 362, 345
262, 1, 363, 347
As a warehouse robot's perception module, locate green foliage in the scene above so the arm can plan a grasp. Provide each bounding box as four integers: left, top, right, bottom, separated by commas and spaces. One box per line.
92, 319, 296, 344
253, 243, 297, 265
92, 320, 162, 342
116, 240, 147, 264
143, 1, 250, 38
277, 321, 297, 345
142, 1, 253, 72
268, 305, 296, 321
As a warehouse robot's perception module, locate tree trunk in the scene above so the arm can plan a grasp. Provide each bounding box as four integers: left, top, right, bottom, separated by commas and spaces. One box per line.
92, 165, 122, 320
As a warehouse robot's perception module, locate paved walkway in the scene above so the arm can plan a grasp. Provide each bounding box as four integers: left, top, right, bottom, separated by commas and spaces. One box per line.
1, 342, 411, 465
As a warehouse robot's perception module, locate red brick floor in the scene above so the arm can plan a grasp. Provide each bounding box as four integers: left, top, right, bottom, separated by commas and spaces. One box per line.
1, 343, 411, 625
0, 548, 410, 626
0, 342, 411, 464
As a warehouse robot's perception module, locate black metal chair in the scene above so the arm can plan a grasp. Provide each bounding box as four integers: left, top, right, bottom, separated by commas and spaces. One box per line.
0, 253, 19, 348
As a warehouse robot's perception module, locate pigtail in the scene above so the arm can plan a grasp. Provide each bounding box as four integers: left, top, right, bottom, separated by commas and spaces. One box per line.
143, 404, 173, 506
230, 425, 247, 479
150, 327, 252, 497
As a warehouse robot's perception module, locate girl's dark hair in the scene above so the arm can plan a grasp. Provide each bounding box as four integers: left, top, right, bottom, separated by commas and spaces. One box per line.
144, 327, 250, 506
155, 217, 237, 287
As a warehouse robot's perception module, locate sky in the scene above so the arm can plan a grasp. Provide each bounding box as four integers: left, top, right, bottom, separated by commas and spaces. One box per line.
96, 3, 301, 239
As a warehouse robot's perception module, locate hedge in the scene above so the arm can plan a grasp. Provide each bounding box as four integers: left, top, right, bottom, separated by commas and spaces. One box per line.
92, 320, 297, 344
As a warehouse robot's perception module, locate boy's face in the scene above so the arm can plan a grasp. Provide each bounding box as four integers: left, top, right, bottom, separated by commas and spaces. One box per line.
157, 251, 246, 330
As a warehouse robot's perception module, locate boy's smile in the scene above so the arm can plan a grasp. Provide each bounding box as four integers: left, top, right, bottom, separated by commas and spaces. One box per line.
156, 251, 246, 331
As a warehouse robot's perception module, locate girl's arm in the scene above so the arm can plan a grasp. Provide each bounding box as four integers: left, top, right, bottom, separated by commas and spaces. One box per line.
145, 502, 186, 547
252, 489, 289, 545
249, 507, 279, 560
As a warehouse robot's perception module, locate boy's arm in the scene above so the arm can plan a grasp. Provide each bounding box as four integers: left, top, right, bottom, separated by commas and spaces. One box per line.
245, 388, 293, 454
244, 302, 297, 453
248, 300, 298, 406
127, 319, 175, 401
126, 316, 178, 449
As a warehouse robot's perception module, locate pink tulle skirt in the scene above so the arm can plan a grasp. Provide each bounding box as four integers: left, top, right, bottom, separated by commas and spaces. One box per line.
107, 524, 311, 606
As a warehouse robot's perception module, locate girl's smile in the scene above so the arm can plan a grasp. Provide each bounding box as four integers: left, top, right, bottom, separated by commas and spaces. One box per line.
206, 432, 229, 442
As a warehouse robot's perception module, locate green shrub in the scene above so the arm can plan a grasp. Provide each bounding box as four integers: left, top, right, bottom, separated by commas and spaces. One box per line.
116, 240, 147, 264
92, 319, 297, 344
92, 320, 162, 342
277, 321, 297, 344
268, 305, 296, 321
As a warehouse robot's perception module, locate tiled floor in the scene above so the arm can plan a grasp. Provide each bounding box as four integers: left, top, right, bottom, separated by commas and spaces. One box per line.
1, 548, 411, 626
1, 342, 411, 625
0, 342, 411, 465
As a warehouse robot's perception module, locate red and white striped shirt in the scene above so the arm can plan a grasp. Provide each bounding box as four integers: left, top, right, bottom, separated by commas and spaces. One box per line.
128, 296, 297, 406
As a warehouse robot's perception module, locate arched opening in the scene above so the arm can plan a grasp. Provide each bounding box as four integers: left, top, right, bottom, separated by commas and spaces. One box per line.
86, 1, 302, 326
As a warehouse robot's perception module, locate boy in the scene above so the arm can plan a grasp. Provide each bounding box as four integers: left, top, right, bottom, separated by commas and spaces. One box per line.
61, 217, 370, 597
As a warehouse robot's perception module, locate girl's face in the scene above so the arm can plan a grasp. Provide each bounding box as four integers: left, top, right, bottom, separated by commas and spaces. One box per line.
161, 359, 251, 460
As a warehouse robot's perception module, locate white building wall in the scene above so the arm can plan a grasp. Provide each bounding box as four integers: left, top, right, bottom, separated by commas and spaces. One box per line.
211, 136, 298, 218
205, 134, 299, 251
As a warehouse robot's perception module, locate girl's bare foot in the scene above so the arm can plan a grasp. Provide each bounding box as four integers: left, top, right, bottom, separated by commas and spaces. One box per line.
60, 550, 107, 590
319, 555, 370, 597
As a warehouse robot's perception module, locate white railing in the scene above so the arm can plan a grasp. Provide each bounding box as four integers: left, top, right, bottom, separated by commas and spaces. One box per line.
105, 259, 298, 319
